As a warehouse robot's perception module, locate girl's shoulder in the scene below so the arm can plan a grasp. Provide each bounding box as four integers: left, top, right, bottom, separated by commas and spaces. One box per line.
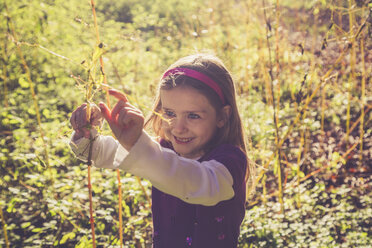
205, 143, 247, 162
204, 143, 247, 188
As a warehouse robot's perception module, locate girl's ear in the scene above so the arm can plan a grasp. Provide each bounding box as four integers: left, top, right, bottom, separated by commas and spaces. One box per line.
217, 105, 231, 128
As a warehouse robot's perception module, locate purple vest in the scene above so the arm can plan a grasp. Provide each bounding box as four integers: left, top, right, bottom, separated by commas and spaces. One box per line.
151, 141, 247, 248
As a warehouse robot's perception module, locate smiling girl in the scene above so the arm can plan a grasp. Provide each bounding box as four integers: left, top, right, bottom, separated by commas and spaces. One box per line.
70, 54, 255, 247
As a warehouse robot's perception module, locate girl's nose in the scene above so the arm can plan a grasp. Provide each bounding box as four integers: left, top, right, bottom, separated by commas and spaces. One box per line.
171, 117, 187, 133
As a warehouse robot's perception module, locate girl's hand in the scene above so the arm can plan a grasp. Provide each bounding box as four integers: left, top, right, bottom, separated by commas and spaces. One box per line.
99, 89, 144, 151
70, 103, 103, 140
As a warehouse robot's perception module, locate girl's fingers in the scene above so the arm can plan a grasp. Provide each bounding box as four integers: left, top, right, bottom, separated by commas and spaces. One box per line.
118, 109, 142, 127
124, 102, 141, 112
118, 108, 130, 127
110, 100, 126, 123
99, 102, 111, 122
71, 104, 103, 141
74, 105, 83, 128
90, 105, 103, 126
109, 89, 128, 102
91, 113, 103, 126
70, 111, 78, 130
76, 105, 88, 128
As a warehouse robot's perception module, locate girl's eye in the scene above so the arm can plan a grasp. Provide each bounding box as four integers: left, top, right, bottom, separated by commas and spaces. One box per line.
188, 113, 200, 119
164, 110, 176, 118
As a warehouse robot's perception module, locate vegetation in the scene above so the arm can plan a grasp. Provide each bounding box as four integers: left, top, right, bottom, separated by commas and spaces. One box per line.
0, 0, 371, 247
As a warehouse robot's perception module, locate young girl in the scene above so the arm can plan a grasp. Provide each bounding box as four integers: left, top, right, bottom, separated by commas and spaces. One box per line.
70, 54, 254, 247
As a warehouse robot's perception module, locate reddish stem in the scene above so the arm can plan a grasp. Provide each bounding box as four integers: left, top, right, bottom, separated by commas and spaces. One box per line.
87, 165, 96, 248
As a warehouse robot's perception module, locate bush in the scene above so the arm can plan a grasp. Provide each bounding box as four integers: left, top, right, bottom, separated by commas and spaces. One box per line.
239, 181, 372, 247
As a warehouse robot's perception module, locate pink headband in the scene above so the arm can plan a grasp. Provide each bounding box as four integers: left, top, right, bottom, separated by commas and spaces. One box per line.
162, 67, 226, 105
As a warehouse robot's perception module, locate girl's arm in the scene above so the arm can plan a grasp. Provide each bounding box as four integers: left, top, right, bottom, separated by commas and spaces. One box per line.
115, 130, 235, 206
69, 132, 128, 169
70, 130, 234, 206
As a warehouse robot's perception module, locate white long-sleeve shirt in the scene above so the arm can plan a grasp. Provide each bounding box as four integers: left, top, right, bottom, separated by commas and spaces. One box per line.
70, 131, 234, 206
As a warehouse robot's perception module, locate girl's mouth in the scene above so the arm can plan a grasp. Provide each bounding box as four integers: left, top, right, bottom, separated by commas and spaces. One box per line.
174, 136, 194, 144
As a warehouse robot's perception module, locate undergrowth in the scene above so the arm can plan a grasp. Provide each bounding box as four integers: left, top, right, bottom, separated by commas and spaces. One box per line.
0, 0, 371, 247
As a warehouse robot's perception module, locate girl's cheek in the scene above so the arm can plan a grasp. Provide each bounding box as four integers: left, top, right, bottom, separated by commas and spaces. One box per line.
161, 119, 172, 128
160, 121, 172, 138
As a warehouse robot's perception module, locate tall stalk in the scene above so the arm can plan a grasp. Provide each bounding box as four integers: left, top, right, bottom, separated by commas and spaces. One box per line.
314, 4, 325, 134
346, 0, 356, 148
84, 66, 97, 248
321, 83, 326, 133
295, 123, 305, 208
359, 7, 366, 162
262, 0, 284, 213
5, 2, 51, 177
90, 1, 124, 246
1, 40, 8, 108
86, 156, 96, 248
274, 0, 284, 214
262, 174, 267, 204
0, 206, 10, 248
116, 170, 123, 246
85, 1, 111, 247
259, 37, 273, 106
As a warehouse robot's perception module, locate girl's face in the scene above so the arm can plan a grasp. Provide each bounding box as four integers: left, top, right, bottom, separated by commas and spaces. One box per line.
160, 86, 225, 159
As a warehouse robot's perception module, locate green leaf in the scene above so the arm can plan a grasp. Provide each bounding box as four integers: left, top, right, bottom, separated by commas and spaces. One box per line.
18, 76, 30, 88
32, 227, 43, 233
42, 108, 51, 118
27, 108, 36, 116
60, 232, 76, 244
21, 222, 31, 228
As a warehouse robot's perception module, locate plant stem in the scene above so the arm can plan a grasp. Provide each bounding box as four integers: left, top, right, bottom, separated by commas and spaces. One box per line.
296, 123, 306, 208
1, 40, 8, 108
262, 0, 284, 213
336, 106, 371, 150
85, 38, 97, 248
90, 0, 111, 108
136, 177, 151, 206
117, 170, 123, 247
321, 84, 326, 132
346, 0, 356, 148
274, 0, 284, 214
259, 39, 273, 105
87, 165, 96, 248
83, 77, 96, 247
90, 1, 122, 246
359, 17, 365, 162
5, 2, 51, 179
0, 206, 10, 248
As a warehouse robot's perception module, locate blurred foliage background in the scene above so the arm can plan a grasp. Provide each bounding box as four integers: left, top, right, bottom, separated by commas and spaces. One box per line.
0, 0, 371, 247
